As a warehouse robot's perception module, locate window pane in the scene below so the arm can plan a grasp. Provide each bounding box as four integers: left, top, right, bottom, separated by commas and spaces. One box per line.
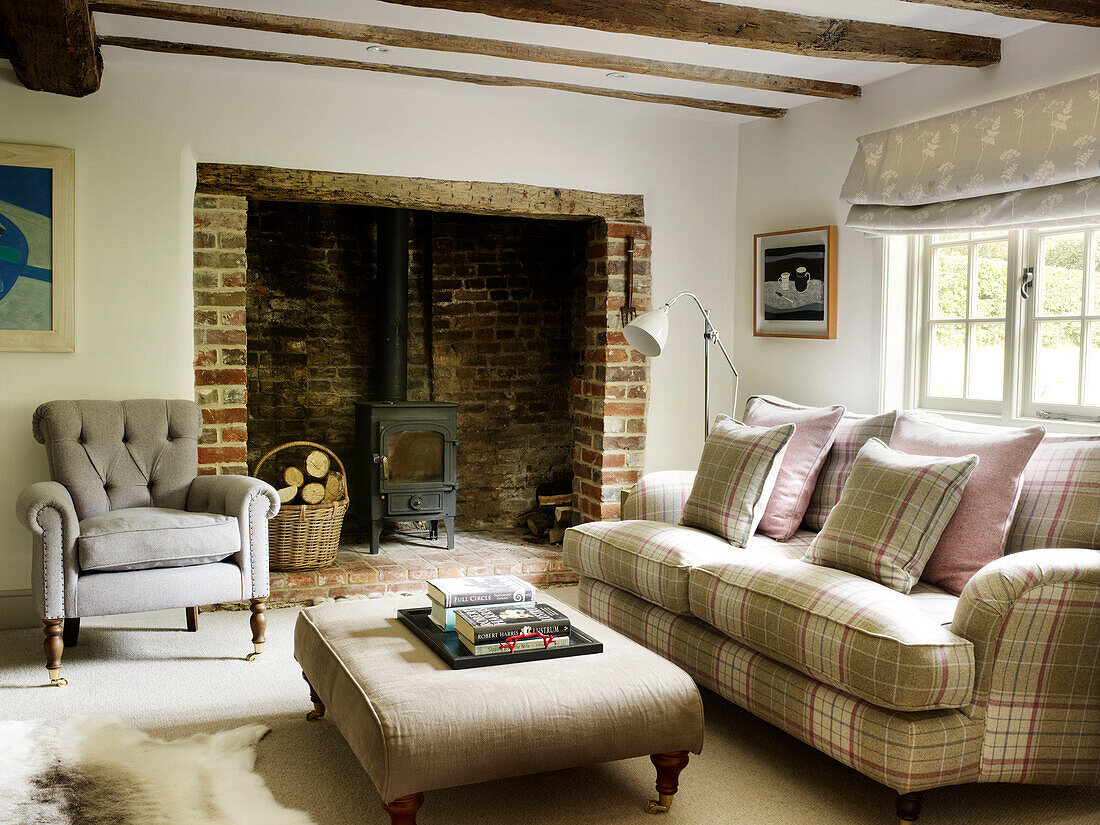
933, 232, 969, 243
1087, 323, 1100, 407
974, 240, 1008, 318
972, 230, 1007, 239
931, 246, 968, 320
1039, 232, 1085, 316
969, 323, 1005, 400
1034, 321, 1081, 404
929, 323, 966, 397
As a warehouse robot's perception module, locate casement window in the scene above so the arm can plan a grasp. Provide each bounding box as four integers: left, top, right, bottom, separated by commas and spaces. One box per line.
911, 225, 1100, 424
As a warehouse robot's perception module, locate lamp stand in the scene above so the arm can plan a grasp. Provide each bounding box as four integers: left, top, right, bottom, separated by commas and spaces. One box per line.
664, 293, 739, 439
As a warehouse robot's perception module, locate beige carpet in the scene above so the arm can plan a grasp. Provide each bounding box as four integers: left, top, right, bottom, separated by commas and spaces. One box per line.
1, 589, 1096, 825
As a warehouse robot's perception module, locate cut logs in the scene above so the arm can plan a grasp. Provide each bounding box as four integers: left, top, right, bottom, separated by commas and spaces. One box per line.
300, 482, 325, 504
525, 478, 575, 545
323, 471, 345, 503
283, 466, 304, 487
277, 485, 298, 504
305, 449, 331, 478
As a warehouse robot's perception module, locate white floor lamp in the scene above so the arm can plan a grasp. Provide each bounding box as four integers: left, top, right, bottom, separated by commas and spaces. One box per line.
623, 292, 739, 438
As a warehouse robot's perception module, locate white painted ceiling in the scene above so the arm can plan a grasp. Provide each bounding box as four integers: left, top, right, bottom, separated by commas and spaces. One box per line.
90, 1, 1044, 120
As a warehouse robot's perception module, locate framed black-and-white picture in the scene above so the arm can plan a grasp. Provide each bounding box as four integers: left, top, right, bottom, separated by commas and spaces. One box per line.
753, 225, 836, 340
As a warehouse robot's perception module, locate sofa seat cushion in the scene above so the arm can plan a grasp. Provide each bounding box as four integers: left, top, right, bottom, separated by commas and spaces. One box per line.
563, 520, 737, 615
78, 507, 240, 573
688, 557, 974, 711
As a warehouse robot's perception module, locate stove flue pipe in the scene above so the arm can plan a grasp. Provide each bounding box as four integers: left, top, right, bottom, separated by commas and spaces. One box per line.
374, 207, 410, 403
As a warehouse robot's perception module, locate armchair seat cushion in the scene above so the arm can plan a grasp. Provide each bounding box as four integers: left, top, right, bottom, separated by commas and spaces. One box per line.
77, 507, 240, 573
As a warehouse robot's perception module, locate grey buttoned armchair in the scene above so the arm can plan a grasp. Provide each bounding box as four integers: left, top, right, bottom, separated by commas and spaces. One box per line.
16, 399, 280, 686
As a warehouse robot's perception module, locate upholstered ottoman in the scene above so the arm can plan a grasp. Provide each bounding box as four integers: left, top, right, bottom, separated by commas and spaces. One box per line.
294, 592, 704, 824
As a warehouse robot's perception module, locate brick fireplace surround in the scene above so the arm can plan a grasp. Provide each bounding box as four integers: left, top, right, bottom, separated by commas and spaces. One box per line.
193, 165, 652, 601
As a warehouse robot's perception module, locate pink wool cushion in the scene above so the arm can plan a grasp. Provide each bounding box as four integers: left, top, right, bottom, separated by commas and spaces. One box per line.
743, 396, 846, 541
889, 413, 1045, 595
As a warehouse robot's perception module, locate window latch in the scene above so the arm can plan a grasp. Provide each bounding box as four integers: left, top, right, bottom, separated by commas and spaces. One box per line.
1020, 267, 1035, 300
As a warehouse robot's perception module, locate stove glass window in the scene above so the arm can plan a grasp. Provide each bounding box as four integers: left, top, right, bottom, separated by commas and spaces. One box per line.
386, 429, 444, 484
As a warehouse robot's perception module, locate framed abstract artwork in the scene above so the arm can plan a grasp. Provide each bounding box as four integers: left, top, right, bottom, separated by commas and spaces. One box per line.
753, 225, 837, 340
0, 143, 74, 352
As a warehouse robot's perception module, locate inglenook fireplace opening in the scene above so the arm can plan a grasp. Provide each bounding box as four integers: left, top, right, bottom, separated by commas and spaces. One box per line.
193, 165, 653, 556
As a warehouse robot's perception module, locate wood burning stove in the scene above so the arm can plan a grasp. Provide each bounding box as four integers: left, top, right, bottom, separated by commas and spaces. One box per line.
356, 401, 458, 555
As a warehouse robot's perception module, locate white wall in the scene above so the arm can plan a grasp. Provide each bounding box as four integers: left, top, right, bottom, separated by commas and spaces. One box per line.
0, 51, 739, 613
734, 23, 1100, 414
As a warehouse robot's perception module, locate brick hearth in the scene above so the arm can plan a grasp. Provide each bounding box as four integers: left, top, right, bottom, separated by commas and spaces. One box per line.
268, 529, 578, 606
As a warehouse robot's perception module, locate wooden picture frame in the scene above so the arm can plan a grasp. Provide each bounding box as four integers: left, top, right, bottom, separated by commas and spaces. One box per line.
753, 225, 836, 340
0, 143, 75, 352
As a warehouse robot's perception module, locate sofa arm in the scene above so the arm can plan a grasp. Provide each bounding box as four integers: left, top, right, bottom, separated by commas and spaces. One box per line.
187, 475, 280, 599
951, 548, 1100, 784
622, 471, 696, 524
16, 482, 80, 620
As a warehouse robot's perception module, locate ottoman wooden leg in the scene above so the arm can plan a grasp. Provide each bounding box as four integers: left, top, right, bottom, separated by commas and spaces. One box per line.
896, 791, 924, 824
646, 750, 689, 814
383, 792, 423, 825
302, 673, 326, 721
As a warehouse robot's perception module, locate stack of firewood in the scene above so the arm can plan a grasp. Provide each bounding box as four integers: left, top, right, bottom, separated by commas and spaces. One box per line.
276, 449, 345, 506
521, 481, 574, 545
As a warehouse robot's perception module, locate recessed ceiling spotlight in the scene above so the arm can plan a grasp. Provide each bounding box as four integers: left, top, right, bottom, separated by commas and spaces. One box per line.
605, 72, 627, 79
366, 45, 391, 53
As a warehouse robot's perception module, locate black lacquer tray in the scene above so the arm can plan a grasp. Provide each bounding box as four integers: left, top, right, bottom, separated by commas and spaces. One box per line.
397, 607, 603, 670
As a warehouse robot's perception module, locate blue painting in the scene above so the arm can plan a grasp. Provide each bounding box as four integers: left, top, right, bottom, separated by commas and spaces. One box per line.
0, 163, 53, 330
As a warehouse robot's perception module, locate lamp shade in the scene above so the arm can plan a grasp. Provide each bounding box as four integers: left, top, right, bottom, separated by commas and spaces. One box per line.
623, 307, 669, 357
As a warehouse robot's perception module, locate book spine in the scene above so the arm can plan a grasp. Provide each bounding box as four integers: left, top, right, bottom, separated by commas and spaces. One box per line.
432, 602, 536, 632
464, 636, 570, 656
442, 587, 534, 608
468, 622, 571, 644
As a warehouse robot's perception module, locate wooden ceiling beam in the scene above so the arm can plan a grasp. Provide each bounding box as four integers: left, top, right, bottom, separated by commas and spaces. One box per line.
89, 0, 859, 99
99, 36, 787, 118
375, 0, 1001, 66
900, 1, 1100, 26
0, 0, 102, 95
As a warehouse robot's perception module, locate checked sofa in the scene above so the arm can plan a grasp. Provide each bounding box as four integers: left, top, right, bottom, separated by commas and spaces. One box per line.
564, 412, 1100, 823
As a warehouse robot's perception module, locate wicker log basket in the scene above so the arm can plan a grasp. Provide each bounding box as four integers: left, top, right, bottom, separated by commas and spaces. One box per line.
253, 441, 348, 571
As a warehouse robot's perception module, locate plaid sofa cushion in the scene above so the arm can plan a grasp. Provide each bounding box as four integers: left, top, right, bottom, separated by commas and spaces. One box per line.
682, 417, 795, 546
803, 410, 898, 531
1006, 434, 1100, 555
804, 438, 978, 593
580, 577, 983, 793
562, 520, 735, 615
621, 470, 697, 524
688, 557, 974, 711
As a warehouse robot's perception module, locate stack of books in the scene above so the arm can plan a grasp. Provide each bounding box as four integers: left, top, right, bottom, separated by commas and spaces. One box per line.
426, 574, 572, 656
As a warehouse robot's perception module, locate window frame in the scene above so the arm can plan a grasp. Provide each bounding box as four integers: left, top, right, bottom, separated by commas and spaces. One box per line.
907, 223, 1100, 428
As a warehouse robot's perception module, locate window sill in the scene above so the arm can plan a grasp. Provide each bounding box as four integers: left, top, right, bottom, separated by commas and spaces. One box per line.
912, 407, 1100, 435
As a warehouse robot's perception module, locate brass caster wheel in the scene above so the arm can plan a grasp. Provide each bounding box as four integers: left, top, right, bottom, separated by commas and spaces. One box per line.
47, 668, 67, 687
306, 708, 325, 721
645, 794, 674, 814
245, 642, 264, 662
50, 677, 68, 687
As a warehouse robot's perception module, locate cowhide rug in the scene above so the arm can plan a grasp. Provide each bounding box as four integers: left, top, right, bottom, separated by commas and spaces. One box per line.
0, 716, 315, 825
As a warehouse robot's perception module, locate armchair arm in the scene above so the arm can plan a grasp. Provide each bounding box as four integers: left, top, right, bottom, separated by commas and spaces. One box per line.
187, 475, 280, 600
951, 548, 1100, 784
16, 481, 80, 619
621, 471, 697, 524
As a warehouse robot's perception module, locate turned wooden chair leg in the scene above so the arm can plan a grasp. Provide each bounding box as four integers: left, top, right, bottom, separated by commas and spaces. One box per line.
646, 750, 690, 814
185, 606, 199, 632
303, 673, 326, 721
62, 618, 80, 648
43, 619, 67, 687
383, 792, 424, 825
896, 791, 924, 824
246, 598, 266, 661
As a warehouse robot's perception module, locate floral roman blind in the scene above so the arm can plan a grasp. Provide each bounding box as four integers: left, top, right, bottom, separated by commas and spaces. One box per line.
841, 72, 1100, 234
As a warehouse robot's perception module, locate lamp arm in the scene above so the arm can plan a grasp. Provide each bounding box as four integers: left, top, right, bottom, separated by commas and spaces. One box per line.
663, 291, 738, 376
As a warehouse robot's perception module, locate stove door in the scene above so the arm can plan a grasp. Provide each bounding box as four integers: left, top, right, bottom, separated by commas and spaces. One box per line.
378, 422, 455, 492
